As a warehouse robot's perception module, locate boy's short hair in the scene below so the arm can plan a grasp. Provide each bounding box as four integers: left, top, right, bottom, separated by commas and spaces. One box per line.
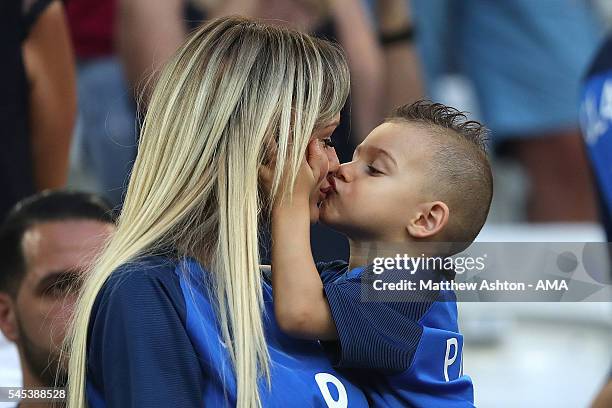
387, 100, 493, 244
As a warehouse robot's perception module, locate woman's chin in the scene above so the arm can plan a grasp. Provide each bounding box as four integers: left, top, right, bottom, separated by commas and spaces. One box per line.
311, 197, 337, 225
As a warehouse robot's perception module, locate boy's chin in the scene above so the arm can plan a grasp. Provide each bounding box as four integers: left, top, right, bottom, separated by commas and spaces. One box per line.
319, 204, 347, 232
320, 206, 377, 241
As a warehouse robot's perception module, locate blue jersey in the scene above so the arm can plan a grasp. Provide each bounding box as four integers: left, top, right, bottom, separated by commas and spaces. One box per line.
581, 34, 612, 240
85, 256, 369, 407
317, 260, 475, 407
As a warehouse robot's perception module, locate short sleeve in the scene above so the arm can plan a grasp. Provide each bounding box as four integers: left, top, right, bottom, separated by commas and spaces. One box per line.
316, 260, 348, 284
321, 268, 438, 372
87, 260, 204, 408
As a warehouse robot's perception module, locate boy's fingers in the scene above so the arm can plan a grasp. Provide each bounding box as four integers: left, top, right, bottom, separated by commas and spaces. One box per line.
306, 139, 328, 184
299, 156, 318, 181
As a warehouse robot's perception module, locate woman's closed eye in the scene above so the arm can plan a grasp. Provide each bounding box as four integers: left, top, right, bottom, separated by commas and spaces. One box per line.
322, 137, 335, 149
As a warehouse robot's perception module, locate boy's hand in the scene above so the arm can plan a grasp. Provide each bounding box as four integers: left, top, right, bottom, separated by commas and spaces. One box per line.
270, 137, 339, 343
259, 138, 327, 208
293, 139, 324, 200
306, 136, 330, 188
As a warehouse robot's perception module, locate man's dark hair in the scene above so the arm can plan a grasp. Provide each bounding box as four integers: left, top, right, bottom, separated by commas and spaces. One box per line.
387, 100, 493, 243
0, 190, 114, 295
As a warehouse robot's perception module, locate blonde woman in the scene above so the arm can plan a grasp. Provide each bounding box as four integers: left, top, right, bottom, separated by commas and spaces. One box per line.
66, 16, 369, 408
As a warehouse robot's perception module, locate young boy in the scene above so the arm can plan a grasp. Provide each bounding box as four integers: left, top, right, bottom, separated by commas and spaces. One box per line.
271, 100, 493, 407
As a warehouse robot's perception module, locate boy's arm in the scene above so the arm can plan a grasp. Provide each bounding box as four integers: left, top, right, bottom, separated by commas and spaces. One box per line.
270, 147, 338, 341
271, 201, 338, 340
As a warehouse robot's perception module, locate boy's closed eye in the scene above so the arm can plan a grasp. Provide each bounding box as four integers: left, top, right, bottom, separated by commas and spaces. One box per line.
367, 164, 384, 175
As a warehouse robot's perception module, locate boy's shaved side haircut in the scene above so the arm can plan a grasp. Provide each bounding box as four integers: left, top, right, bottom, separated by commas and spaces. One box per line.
387, 100, 493, 244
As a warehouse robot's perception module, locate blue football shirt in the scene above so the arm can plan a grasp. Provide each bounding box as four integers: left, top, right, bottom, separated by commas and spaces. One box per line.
317, 260, 475, 407
581, 35, 612, 240
85, 256, 369, 407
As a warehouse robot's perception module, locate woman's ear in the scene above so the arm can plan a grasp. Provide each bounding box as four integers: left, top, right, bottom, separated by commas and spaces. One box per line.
407, 201, 450, 239
262, 137, 279, 166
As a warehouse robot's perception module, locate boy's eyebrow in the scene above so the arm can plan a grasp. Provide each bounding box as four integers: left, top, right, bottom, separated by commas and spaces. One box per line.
355, 144, 397, 166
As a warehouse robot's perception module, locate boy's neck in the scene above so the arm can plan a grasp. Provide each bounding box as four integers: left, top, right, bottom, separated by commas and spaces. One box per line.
347, 241, 370, 271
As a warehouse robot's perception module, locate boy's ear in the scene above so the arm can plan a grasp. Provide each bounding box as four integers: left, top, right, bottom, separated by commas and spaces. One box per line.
407, 201, 449, 239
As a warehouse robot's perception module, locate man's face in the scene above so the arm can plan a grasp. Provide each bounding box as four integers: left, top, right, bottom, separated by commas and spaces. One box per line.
6, 220, 113, 386
320, 122, 432, 241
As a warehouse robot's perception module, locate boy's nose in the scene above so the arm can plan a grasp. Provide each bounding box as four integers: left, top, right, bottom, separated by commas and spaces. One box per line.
335, 162, 353, 183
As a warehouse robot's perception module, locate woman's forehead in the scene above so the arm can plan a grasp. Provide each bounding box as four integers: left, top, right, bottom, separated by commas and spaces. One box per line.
319, 113, 341, 130
310, 116, 340, 139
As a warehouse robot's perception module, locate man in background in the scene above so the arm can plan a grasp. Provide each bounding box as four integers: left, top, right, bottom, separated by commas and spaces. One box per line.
0, 191, 114, 406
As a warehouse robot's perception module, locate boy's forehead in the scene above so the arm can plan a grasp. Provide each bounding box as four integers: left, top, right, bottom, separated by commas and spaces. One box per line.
363, 122, 430, 160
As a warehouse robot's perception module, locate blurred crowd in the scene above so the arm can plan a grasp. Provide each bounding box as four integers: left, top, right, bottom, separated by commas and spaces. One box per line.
1, 0, 611, 406
2, 0, 607, 226
3, 0, 608, 260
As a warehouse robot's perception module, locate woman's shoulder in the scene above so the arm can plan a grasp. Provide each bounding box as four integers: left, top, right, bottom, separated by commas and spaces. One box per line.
91, 255, 220, 324
86, 255, 208, 406
90, 256, 187, 328
102, 255, 180, 291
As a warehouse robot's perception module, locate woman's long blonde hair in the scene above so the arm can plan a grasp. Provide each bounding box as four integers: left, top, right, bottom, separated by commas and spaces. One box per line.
65, 16, 349, 408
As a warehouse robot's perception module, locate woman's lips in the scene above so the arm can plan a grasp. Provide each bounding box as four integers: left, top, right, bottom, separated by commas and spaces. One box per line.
317, 180, 339, 208
317, 193, 326, 208
317, 186, 333, 208
317, 175, 339, 207
326, 175, 337, 193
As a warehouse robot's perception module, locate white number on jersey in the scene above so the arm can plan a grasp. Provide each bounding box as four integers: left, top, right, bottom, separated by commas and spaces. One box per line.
315, 372, 348, 408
